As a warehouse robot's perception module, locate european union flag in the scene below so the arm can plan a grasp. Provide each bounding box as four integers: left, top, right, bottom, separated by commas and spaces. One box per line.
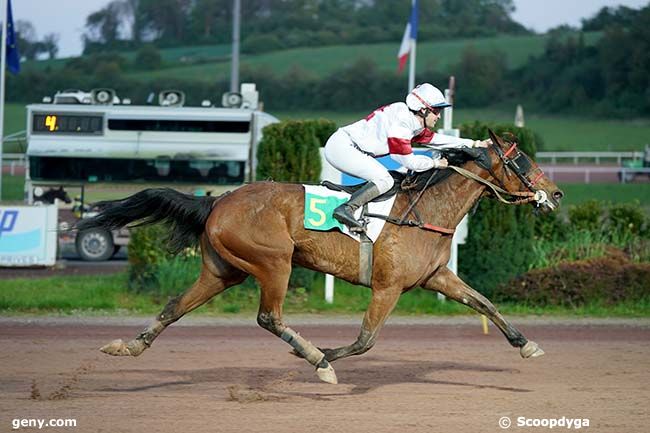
5, 0, 20, 74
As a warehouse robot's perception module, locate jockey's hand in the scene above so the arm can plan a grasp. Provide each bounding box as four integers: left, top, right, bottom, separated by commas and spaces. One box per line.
473, 139, 492, 148
433, 158, 449, 169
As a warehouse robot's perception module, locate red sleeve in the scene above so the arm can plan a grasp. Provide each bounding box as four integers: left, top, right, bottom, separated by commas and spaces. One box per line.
412, 129, 434, 144
387, 137, 413, 155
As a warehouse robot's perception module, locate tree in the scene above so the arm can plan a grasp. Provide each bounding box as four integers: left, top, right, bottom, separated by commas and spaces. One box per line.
41, 34, 59, 59
582, 5, 639, 31
453, 46, 507, 107
83, 1, 127, 46
15, 20, 38, 60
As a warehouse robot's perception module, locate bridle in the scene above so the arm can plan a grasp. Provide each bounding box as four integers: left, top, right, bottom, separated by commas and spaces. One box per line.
487, 132, 553, 207
444, 132, 552, 207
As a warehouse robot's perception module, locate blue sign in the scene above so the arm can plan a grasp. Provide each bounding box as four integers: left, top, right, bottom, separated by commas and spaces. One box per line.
0, 206, 58, 266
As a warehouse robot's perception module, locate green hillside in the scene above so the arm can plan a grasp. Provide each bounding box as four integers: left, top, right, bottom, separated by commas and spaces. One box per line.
123, 32, 601, 81
4, 102, 649, 152
275, 108, 650, 152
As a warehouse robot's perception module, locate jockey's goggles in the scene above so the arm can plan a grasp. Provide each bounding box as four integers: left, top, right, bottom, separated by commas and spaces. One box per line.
410, 91, 451, 112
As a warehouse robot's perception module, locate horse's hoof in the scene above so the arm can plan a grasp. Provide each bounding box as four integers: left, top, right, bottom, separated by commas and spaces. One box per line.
316, 364, 338, 384
100, 339, 130, 356
520, 341, 545, 358
100, 339, 146, 356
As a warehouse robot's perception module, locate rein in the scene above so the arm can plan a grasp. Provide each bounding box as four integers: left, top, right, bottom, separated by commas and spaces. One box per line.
448, 166, 537, 205
364, 158, 537, 235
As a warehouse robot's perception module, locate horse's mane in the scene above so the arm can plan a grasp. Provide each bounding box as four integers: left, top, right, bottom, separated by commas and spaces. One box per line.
395, 147, 491, 193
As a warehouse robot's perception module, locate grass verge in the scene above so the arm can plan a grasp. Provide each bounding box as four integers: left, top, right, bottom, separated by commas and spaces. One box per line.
1, 271, 648, 317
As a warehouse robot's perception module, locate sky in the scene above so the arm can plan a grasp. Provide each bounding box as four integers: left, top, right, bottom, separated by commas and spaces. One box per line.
9, 0, 650, 58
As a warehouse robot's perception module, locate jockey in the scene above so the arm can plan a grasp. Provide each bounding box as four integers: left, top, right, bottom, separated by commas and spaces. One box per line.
324, 82, 491, 231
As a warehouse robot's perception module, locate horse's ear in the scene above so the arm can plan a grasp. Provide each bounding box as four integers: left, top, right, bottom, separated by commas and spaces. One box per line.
58, 186, 64, 190
487, 129, 504, 148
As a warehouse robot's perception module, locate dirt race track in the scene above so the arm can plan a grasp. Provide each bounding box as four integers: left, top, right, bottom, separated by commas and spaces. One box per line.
1, 317, 649, 433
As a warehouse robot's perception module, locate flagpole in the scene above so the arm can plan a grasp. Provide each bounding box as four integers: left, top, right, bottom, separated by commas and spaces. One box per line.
0, 0, 8, 200
408, 37, 416, 91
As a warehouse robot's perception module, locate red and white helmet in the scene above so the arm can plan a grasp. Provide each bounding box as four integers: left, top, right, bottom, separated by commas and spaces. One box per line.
406, 83, 451, 111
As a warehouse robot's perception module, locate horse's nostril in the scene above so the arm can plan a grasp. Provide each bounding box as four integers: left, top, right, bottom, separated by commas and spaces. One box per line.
553, 190, 564, 200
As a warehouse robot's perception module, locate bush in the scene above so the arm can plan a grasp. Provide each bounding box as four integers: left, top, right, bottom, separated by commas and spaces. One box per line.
493, 249, 650, 307
241, 33, 284, 54
534, 211, 568, 242
607, 201, 647, 239
458, 122, 540, 296
135, 44, 163, 70
128, 225, 214, 297
568, 199, 604, 232
256, 119, 331, 182
127, 224, 171, 293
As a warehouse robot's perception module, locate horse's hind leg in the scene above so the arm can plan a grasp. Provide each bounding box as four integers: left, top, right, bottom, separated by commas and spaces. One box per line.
100, 239, 247, 356
316, 285, 402, 363
422, 266, 544, 358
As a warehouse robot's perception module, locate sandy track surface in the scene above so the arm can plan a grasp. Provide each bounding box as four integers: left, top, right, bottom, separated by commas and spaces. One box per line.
1, 317, 648, 432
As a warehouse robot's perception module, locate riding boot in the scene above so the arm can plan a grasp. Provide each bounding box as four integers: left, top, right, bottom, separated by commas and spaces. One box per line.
333, 182, 382, 231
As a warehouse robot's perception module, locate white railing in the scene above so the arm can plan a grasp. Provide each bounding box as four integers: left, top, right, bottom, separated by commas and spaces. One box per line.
536, 151, 645, 165
540, 165, 650, 184
2, 131, 28, 176
1, 153, 27, 176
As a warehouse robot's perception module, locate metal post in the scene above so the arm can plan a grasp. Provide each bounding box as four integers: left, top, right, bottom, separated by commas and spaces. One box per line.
230, 0, 240, 93
0, 0, 9, 200
408, 37, 416, 92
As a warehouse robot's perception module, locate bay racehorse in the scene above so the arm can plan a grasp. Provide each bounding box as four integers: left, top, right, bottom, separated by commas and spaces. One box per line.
79, 130, 563, 384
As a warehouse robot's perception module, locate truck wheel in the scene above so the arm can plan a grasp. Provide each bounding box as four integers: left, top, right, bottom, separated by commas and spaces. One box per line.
76, 228, 115, 261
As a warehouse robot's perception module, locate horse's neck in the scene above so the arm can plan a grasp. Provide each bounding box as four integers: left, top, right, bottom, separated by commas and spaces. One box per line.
418, 165, 487, 229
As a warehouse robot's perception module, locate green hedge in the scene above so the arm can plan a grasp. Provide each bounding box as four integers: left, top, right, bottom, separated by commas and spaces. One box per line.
256, 119, 335, 182
457, 122, 540, 297
493, 250, 650, 306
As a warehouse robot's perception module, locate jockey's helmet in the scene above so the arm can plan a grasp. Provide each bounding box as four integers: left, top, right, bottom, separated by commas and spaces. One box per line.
406, 83, 451, 112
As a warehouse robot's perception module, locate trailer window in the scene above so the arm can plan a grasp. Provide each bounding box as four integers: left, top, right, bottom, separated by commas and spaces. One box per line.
108, 119, 250, 133
29, 157, 245, 184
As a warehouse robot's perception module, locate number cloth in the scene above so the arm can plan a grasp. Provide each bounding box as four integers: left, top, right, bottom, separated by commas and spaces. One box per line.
303, 185, 397, 243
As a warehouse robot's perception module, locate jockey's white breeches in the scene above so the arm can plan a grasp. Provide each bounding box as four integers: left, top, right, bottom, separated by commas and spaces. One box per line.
324, 129, 395, 194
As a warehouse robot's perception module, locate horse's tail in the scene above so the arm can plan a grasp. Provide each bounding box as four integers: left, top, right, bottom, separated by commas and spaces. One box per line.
75, 188, 219, 253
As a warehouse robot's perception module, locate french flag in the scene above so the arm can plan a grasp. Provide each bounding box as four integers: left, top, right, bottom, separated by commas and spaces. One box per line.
397, 0, 418, 73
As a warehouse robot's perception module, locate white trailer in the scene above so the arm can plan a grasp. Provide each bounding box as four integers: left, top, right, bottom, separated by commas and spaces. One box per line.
24, 85, 278, 260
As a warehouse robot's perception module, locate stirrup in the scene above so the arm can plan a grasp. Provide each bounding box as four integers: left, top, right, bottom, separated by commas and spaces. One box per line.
333, 207, 363, 230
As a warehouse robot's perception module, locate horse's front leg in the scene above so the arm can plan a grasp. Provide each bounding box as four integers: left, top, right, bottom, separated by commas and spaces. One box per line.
422, 266, 544, 358
318, 286, 402, 363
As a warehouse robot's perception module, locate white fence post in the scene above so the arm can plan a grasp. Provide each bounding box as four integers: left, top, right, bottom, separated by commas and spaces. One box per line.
319, 148, 342, 304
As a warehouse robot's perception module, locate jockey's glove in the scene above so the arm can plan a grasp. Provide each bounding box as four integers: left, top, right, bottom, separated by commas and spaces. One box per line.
471, 139, 492, 148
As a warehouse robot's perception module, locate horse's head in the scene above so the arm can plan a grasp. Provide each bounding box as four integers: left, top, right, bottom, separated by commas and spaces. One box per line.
483, 129, 563, 212
39, 186, 72, 204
